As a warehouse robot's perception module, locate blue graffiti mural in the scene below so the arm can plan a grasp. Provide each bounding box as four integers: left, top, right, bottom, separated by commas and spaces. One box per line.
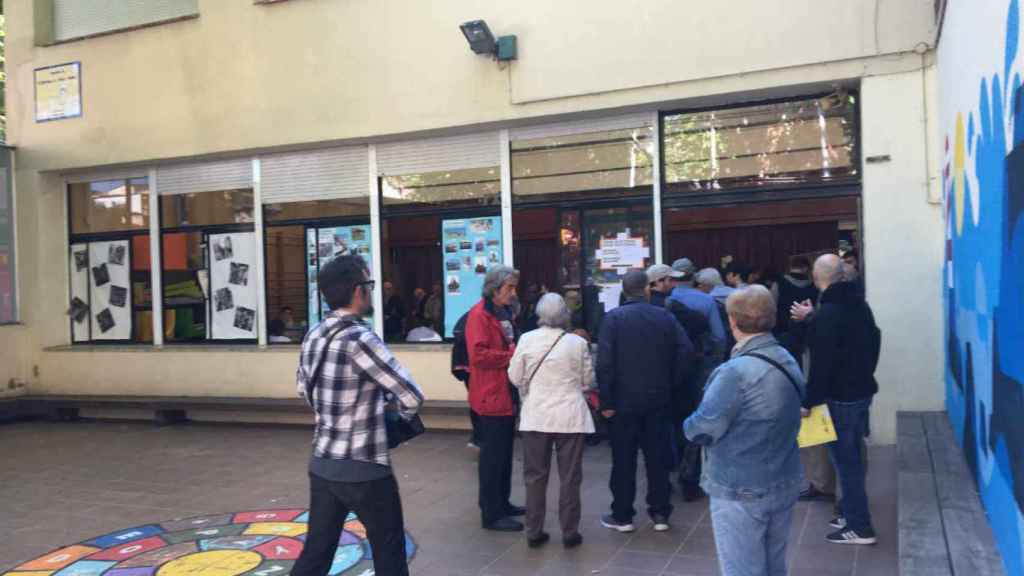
946, 1, 1024, 574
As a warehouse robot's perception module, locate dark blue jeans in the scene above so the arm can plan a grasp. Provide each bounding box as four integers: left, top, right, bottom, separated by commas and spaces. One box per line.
609, 410, 673, 522
828, 398, 873, 532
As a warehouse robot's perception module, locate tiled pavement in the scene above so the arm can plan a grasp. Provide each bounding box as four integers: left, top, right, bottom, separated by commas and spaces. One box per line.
0, 421, 897, 575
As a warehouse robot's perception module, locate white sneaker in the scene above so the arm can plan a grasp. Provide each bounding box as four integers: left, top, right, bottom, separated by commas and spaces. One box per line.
829, 516, 847, 529
601, 514, 635, 533
653, 521, 670, 532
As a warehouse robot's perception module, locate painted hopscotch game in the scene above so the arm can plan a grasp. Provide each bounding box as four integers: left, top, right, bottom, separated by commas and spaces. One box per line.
4, 509, 415, 576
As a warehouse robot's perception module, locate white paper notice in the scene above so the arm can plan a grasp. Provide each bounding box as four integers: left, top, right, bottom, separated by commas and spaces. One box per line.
597, 283, 623, 313
595, 233, 650, 275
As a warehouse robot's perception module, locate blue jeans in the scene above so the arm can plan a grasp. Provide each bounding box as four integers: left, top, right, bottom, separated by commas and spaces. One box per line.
710, 488, 799, 576
827, 398, 873, 532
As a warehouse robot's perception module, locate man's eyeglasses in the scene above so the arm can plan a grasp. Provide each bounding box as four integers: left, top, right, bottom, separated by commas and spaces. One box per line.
357, 280, 376, 291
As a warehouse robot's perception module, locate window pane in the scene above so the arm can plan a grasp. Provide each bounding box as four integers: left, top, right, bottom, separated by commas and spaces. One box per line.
512, 127, 654, 203
663, 94, 858, 193
264, 197, 370, 222
70, 178, 150, 235
380, 215, 441, 342
68, 236, 153, 342
382, 167, 499, 212
161, 189, 254, 227
162, 231, 208, 342
266, 226, 308, 343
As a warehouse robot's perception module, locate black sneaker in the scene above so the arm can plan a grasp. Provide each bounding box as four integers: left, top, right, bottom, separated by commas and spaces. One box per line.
562, 533, 583, 549
600, 514, 635, 533
826, 527, 877, 545
800, 486, 836, 502
651, 515, 671, 532
483, 517, 524, 532
527, 532, 550, 548
829, 516, 847, 530
504, 504, 526, 517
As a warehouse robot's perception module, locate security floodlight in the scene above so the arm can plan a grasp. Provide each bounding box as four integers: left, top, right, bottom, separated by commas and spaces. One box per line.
461, 20, 497, 55
460, 20, 517, 61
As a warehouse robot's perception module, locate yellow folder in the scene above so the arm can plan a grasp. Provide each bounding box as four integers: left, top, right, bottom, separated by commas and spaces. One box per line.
798, 404, 838, 448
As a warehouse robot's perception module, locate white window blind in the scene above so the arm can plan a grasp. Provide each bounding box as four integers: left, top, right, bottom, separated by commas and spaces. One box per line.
510, 113, 654, 141
261, 147, 369, 203
156, 158, 252, 196
376, 131, 501, 175
54, 0, 199, 42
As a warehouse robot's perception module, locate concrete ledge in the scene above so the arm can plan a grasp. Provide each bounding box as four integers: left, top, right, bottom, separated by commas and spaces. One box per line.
898, 411, 1006, 576
10, 394, 470, 427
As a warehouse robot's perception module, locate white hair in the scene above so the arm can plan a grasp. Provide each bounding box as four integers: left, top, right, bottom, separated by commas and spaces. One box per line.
694, 268, 724, 287
535, 292, 571, 330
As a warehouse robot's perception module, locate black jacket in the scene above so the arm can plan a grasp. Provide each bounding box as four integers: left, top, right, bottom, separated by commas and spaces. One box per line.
450, 312, 470, 383
597, 299, 694, 415
651, 291, 710, 349
797, 281, 881, 407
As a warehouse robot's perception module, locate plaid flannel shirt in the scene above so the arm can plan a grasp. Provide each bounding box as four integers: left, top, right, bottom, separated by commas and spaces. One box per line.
297, 313, 425, 467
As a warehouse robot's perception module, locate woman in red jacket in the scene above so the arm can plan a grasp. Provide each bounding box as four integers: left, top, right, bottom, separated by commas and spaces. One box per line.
466, 265, 525, 532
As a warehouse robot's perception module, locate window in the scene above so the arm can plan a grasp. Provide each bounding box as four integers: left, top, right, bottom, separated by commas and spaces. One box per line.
0, 148, 15, 323
160, 188, 256, 342
662, 94, 858, 195
378, 132, 503, 342
260, 146, 372, 342
511, 121, 655, 339
67, 177, 152, 342
51, 0, 199, 43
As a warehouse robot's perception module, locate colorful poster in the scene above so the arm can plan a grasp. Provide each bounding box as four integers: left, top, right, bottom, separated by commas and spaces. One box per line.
208, 232, 258, 340
35, 62, 82, 122
443, 216, 502, 338
306, 225, 373, 328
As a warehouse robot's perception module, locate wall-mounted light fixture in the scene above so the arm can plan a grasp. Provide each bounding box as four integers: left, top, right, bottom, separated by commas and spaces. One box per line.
459, 20, 517, 61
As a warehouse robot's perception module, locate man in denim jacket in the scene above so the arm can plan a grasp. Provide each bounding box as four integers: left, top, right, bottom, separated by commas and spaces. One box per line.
685, 285, 804, 576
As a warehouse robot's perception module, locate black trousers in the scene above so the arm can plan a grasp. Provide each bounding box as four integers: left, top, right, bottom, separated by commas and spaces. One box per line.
292, 473, 408, 576
478, 414, 516, 525
609, 410, 674, 522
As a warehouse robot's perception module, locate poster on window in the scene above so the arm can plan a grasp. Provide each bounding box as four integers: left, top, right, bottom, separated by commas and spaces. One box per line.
443, 216, 503, 338
69, 243, 91, 342
305, 225, 373, 328
208, 232, 258, 339
87, 240, 132, 340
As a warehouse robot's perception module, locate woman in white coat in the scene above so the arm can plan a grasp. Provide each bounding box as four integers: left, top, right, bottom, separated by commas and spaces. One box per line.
509, 292, 596, 549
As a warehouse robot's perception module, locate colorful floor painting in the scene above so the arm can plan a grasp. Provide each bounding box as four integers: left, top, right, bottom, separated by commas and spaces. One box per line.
3, 509, 416, 576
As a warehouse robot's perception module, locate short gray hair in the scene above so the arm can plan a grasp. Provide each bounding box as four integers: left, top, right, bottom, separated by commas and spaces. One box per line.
725, 285, 776, 334
694, 268, 724, 287
535, 293, 571, 330
482, 265, 520, 298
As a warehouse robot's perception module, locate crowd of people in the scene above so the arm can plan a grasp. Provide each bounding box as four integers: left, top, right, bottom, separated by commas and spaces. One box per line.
290, 245, 880, 576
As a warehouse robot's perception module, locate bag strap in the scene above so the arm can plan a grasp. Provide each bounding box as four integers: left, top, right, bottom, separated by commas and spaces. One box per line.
524, 332, 566, 390
305, 319, 358, 402
743, 352, 804, 402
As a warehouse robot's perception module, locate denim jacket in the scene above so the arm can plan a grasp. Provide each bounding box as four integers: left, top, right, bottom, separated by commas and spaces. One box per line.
684, 333, 804, 500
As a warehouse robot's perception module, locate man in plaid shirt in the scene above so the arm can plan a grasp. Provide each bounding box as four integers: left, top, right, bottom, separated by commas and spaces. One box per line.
292, 255, 424, 576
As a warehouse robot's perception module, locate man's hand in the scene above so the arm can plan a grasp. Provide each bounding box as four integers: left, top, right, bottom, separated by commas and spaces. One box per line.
601, 409, 616, 419
800, 407, 811, 418
790, 300, 814, 322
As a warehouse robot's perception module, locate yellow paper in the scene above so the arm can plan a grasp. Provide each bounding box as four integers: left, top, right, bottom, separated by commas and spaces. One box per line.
798, 404, 838, 448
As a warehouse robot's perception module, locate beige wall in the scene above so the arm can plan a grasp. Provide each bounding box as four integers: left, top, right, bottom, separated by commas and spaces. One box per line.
861, 68, 946, 443
3, 0, 946, 444
0, 325, 33, 397
6, 0, 934, 172
36, 346, 468, 402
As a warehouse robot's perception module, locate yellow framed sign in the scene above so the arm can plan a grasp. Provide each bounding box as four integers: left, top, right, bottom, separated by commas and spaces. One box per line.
34, 62, 82, 122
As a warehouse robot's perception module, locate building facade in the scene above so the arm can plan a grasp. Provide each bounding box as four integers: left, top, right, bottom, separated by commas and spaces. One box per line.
0, 0, 946, 443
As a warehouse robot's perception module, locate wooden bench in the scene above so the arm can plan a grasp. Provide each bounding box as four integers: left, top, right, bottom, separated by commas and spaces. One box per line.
898, 411, 1006, 575
9, 394, 470, 426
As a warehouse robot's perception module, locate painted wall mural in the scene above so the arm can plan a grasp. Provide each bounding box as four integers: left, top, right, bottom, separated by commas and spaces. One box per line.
941, 1, 1024, 574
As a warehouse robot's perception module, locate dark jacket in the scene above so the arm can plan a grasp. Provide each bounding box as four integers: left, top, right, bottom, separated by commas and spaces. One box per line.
797, 281, 881, 408
774, 273, 818, 336
451, 312, 470, 384
651, 291, 709, 350
597, 299, 694, 415
465, 299, 516, 416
